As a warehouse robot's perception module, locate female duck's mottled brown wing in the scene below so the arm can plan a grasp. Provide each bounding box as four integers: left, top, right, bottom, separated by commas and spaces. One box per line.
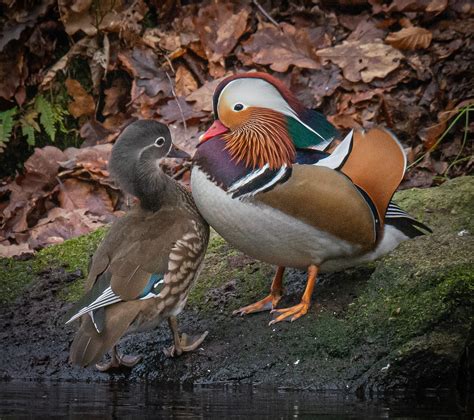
86, 206, 191, 300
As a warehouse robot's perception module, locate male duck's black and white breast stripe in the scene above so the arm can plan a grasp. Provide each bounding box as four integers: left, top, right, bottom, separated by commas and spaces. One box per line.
193, 137, 292, 199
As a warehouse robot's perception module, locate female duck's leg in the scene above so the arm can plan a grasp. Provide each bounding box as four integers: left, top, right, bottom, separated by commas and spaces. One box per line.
232, 266, 286, 316
95, 346, 142, 371
163, 316, 208, 357
269, 265, 318, 325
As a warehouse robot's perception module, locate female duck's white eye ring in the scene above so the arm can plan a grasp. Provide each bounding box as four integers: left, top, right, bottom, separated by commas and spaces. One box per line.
233, 103, 245, 111
154, 136, 165, 147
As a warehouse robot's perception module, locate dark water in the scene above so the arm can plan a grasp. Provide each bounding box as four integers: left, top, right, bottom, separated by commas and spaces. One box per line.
0, 382, 471, 419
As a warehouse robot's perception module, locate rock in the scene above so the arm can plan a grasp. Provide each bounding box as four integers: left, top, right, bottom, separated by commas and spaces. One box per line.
0, 177, 472, 396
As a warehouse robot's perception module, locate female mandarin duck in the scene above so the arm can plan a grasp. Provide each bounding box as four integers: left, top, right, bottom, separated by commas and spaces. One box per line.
191, 72, 430, 325
65, 120, 209, 370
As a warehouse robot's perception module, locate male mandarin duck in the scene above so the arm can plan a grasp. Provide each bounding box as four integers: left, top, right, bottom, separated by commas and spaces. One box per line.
65, 120, 210, 370
191, 72, 431, 325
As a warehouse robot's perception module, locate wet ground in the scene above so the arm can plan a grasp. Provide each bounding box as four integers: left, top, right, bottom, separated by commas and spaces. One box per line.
0, 381, 472, 419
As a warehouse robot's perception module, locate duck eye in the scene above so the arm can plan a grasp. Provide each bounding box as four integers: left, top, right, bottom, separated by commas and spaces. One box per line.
233, 103, 244, 111
154, 137, 165, 147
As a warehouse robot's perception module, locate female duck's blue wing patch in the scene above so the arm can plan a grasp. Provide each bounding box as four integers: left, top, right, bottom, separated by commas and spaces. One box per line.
138, 273, 165, 299
65, 272, 165, 333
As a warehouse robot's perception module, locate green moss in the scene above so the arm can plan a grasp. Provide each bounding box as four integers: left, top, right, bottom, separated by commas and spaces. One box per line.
393, 176, 473, 233
188, 232, 273, 310
0, 227, 107, 304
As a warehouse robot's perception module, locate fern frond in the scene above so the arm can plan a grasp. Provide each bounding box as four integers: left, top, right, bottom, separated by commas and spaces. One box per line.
0, 107, 18, 148
21, 124, 36, 147
35, 94, 56, 142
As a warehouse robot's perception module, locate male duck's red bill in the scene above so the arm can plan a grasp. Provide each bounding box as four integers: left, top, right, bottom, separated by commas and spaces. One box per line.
199, 119, 229, 143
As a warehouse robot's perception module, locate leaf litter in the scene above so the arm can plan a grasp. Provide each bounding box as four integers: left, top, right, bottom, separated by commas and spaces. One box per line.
0, 0, 472, 256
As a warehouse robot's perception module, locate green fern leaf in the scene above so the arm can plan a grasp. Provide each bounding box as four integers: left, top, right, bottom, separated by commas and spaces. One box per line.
21, 124, 36, 146
35, 95, 56, 142
0, 107, 18, 147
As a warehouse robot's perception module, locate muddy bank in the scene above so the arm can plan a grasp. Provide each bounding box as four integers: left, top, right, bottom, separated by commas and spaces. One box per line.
0, 177, 473, 396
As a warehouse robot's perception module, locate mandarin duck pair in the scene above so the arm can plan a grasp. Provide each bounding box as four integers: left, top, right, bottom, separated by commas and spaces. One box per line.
66, 121, 209, 370
191, 72, 431, 324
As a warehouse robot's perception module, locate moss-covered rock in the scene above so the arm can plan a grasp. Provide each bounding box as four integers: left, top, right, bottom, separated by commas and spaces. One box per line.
0, 177, 472, 395
0, 227, 107, 303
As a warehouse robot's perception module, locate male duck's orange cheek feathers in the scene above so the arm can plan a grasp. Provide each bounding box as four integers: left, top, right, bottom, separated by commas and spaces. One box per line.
222, 108, 296, 170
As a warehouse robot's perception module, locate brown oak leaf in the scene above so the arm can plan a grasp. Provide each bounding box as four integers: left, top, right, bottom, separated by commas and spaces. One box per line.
175, 65, 198, 97
195, 2, 250, 64
243, 22, 329, 72
66, 78, 95, 118
386, 26, 432, 50
317, 41, 403, 83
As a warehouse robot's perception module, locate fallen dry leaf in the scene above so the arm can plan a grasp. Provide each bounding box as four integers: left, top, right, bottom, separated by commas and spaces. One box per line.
58, 0, 97, 36
195, 2, 250, 65
317, 41, 403, 83
386, 26, 432, 50
79, 120, 116, 147
66, 78, 95, 118
103, 78, 130, 116
0, 45, 27, 101
243, 22, 329, 72
168, 123, 200, 155
158, 97, 206, 124
185, 77, 227, 113
175, 65, 198, 96
28, 208, 105, 249
58, 178, 114, 216
426, 0, 448, 13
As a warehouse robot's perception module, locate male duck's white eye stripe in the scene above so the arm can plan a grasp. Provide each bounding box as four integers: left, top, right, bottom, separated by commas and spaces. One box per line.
314, 130, 354, 170
218, 78, 328, 144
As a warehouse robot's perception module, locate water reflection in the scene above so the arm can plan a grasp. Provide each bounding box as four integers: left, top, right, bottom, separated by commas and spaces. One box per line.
0, 381, 469, 419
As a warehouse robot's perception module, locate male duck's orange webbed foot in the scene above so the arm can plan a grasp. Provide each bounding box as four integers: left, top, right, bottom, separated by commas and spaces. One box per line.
163, 316, 208, 358
269, 265, 318, 325
95, 346, 142, 371
269, 302, 310, 324
232, 266, 285, 316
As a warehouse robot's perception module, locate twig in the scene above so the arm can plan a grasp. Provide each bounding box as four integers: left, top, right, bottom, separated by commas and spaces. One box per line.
252, 0, 280, 28
164, 55, 176, 74
165, 71, 187, 139
172, 164, 191, 180
183, 54, 206, 85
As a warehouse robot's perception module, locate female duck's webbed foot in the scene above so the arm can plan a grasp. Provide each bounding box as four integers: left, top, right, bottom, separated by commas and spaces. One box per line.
269, 265, 318, 325
232, 266, 285, 316
163, 316, 208, 358
95, 346, 142, 371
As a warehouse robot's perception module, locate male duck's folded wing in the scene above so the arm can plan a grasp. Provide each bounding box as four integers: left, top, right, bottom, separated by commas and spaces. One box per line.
256, 165, 377, 250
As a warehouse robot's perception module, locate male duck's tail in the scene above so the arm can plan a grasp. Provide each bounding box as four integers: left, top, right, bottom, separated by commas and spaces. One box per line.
385, 201, 432, 238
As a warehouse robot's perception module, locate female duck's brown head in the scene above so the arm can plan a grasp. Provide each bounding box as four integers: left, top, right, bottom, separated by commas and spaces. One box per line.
199, 73, 336, 170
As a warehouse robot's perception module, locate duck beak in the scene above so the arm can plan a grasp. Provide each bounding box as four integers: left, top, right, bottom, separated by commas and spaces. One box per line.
168, 144, 190, 159
199, 119, 229, 143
